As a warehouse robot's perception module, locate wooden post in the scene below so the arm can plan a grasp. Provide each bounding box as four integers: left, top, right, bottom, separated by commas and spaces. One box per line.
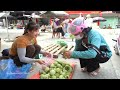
0, 38, 1, 51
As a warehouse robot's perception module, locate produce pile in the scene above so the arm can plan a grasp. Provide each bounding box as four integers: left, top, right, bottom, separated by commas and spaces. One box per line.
40, 60, 74, 79
57, 41, 68, 47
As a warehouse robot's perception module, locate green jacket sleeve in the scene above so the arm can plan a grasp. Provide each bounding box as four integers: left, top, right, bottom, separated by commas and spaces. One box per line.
71, 31, 101, 59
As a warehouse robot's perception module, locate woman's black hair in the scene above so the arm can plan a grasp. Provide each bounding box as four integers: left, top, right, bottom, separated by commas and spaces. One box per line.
23, 21, 40, 35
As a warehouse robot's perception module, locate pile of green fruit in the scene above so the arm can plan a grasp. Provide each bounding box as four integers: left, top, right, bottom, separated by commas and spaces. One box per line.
40, 61, 73, 79
57, 41, 68, 47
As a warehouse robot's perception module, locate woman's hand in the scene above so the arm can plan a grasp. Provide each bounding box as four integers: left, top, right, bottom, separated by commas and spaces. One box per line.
63, 50, 72, 59
36, 60, 45, 64
43, 52, 51, 57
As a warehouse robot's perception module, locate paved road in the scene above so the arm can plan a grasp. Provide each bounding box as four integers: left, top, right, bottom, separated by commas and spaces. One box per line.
0, 28, 120, 79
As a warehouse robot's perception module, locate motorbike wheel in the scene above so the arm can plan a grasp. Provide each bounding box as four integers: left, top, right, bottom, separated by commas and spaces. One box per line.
114, 45, 119, 55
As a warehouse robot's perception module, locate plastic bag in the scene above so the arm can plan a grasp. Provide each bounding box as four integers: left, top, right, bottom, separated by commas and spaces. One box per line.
0, 59, 32, 79
64, 33, 70, 38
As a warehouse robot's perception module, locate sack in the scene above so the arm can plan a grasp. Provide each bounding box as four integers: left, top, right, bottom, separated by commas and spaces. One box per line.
0, 59, 31, 79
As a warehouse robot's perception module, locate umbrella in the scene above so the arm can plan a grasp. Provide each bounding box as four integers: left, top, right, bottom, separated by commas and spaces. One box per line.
93, 17, 107, 22
24, 11, 34, 15
10, 11, 25, 17
39, 18, 49, 25
0, 12, 6, 17
0, 14, 16, 20
51, 11, 69, 16
17, 16, 29, 20
30, 14, 40, 18
41, 11, 69, 18
62, 19, 72, 24
62, 19, 69, 23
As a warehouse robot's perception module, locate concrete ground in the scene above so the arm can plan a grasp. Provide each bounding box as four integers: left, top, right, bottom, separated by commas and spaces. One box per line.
0, 28, 120, 79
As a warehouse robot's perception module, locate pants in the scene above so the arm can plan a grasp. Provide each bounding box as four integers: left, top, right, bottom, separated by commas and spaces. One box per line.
80, 58, 100, 72
77, 41, 109, 72
10, 45, 41, 67
56, 27, 65, 36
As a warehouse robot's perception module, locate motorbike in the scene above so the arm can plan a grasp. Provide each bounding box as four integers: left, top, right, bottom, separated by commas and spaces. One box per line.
112, 34, 120, 55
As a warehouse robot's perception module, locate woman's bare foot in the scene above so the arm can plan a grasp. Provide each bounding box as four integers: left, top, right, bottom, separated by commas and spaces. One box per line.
88, 67, 100, 76
81, 67, 87, 72
89, 71, 98, 76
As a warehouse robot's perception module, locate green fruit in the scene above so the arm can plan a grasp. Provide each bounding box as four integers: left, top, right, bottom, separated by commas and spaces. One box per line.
58, 60, 63, 63
57, 64, 62, 68
64, 74, 69, 79
46, 74, 50, 78
42, 71, 46, 74
45, 67, 50, 72
70, 34, 75, 39
61, 63, 66, 67
49, 78, 52, 79
50, 63, 55, 68
40, 74, 49, 79
54, 62, 58, 66
56, 68, 61, 73
66, 72, 71, 75
64, 65, 72, 73
61, 72, 66, 76
60, 71, 63, 74
51, 76, 57, 79
59, 75, 64, 79
40, 74, 44, 79
57, 41, 67, 47
50, 70, 56, 75
57, 65, 63, 69
63, 69, 67, 73
55, 73, 60, 78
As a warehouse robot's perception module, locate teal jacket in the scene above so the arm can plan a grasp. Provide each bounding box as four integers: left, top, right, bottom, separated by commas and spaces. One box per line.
71, 29, 112, 59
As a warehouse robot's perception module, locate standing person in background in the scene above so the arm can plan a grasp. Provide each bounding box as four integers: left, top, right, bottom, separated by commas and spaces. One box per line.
107, 24, 112, 29
29, 17, 33, 22
66, 19, 72, 33
51, 19, 58, 38
41, 25, 46, 32
103, 25, 107, 29
57, 23, 65, 39
62, 19, 68, 34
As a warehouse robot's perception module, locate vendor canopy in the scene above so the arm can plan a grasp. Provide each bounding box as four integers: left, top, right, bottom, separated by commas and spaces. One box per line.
65, 11, 101, 15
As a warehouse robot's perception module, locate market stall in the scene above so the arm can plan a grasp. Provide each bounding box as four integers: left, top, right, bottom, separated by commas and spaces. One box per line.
28, 42, 77, 79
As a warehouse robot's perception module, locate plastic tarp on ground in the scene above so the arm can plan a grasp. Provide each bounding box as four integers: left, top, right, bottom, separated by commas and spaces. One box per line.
0, 59, 31, 79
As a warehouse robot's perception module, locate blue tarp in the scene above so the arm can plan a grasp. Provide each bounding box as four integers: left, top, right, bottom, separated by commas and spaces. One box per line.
0, 59, 32, 79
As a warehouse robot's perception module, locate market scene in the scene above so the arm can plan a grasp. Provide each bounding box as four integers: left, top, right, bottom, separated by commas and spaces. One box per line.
0, 11, 120, 79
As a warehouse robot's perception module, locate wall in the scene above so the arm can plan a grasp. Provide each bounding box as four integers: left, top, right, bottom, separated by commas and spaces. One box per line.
99, 16, 118, 29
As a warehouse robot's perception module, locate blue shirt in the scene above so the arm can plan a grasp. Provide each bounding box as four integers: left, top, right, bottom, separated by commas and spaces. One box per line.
71, 29, 112, 59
